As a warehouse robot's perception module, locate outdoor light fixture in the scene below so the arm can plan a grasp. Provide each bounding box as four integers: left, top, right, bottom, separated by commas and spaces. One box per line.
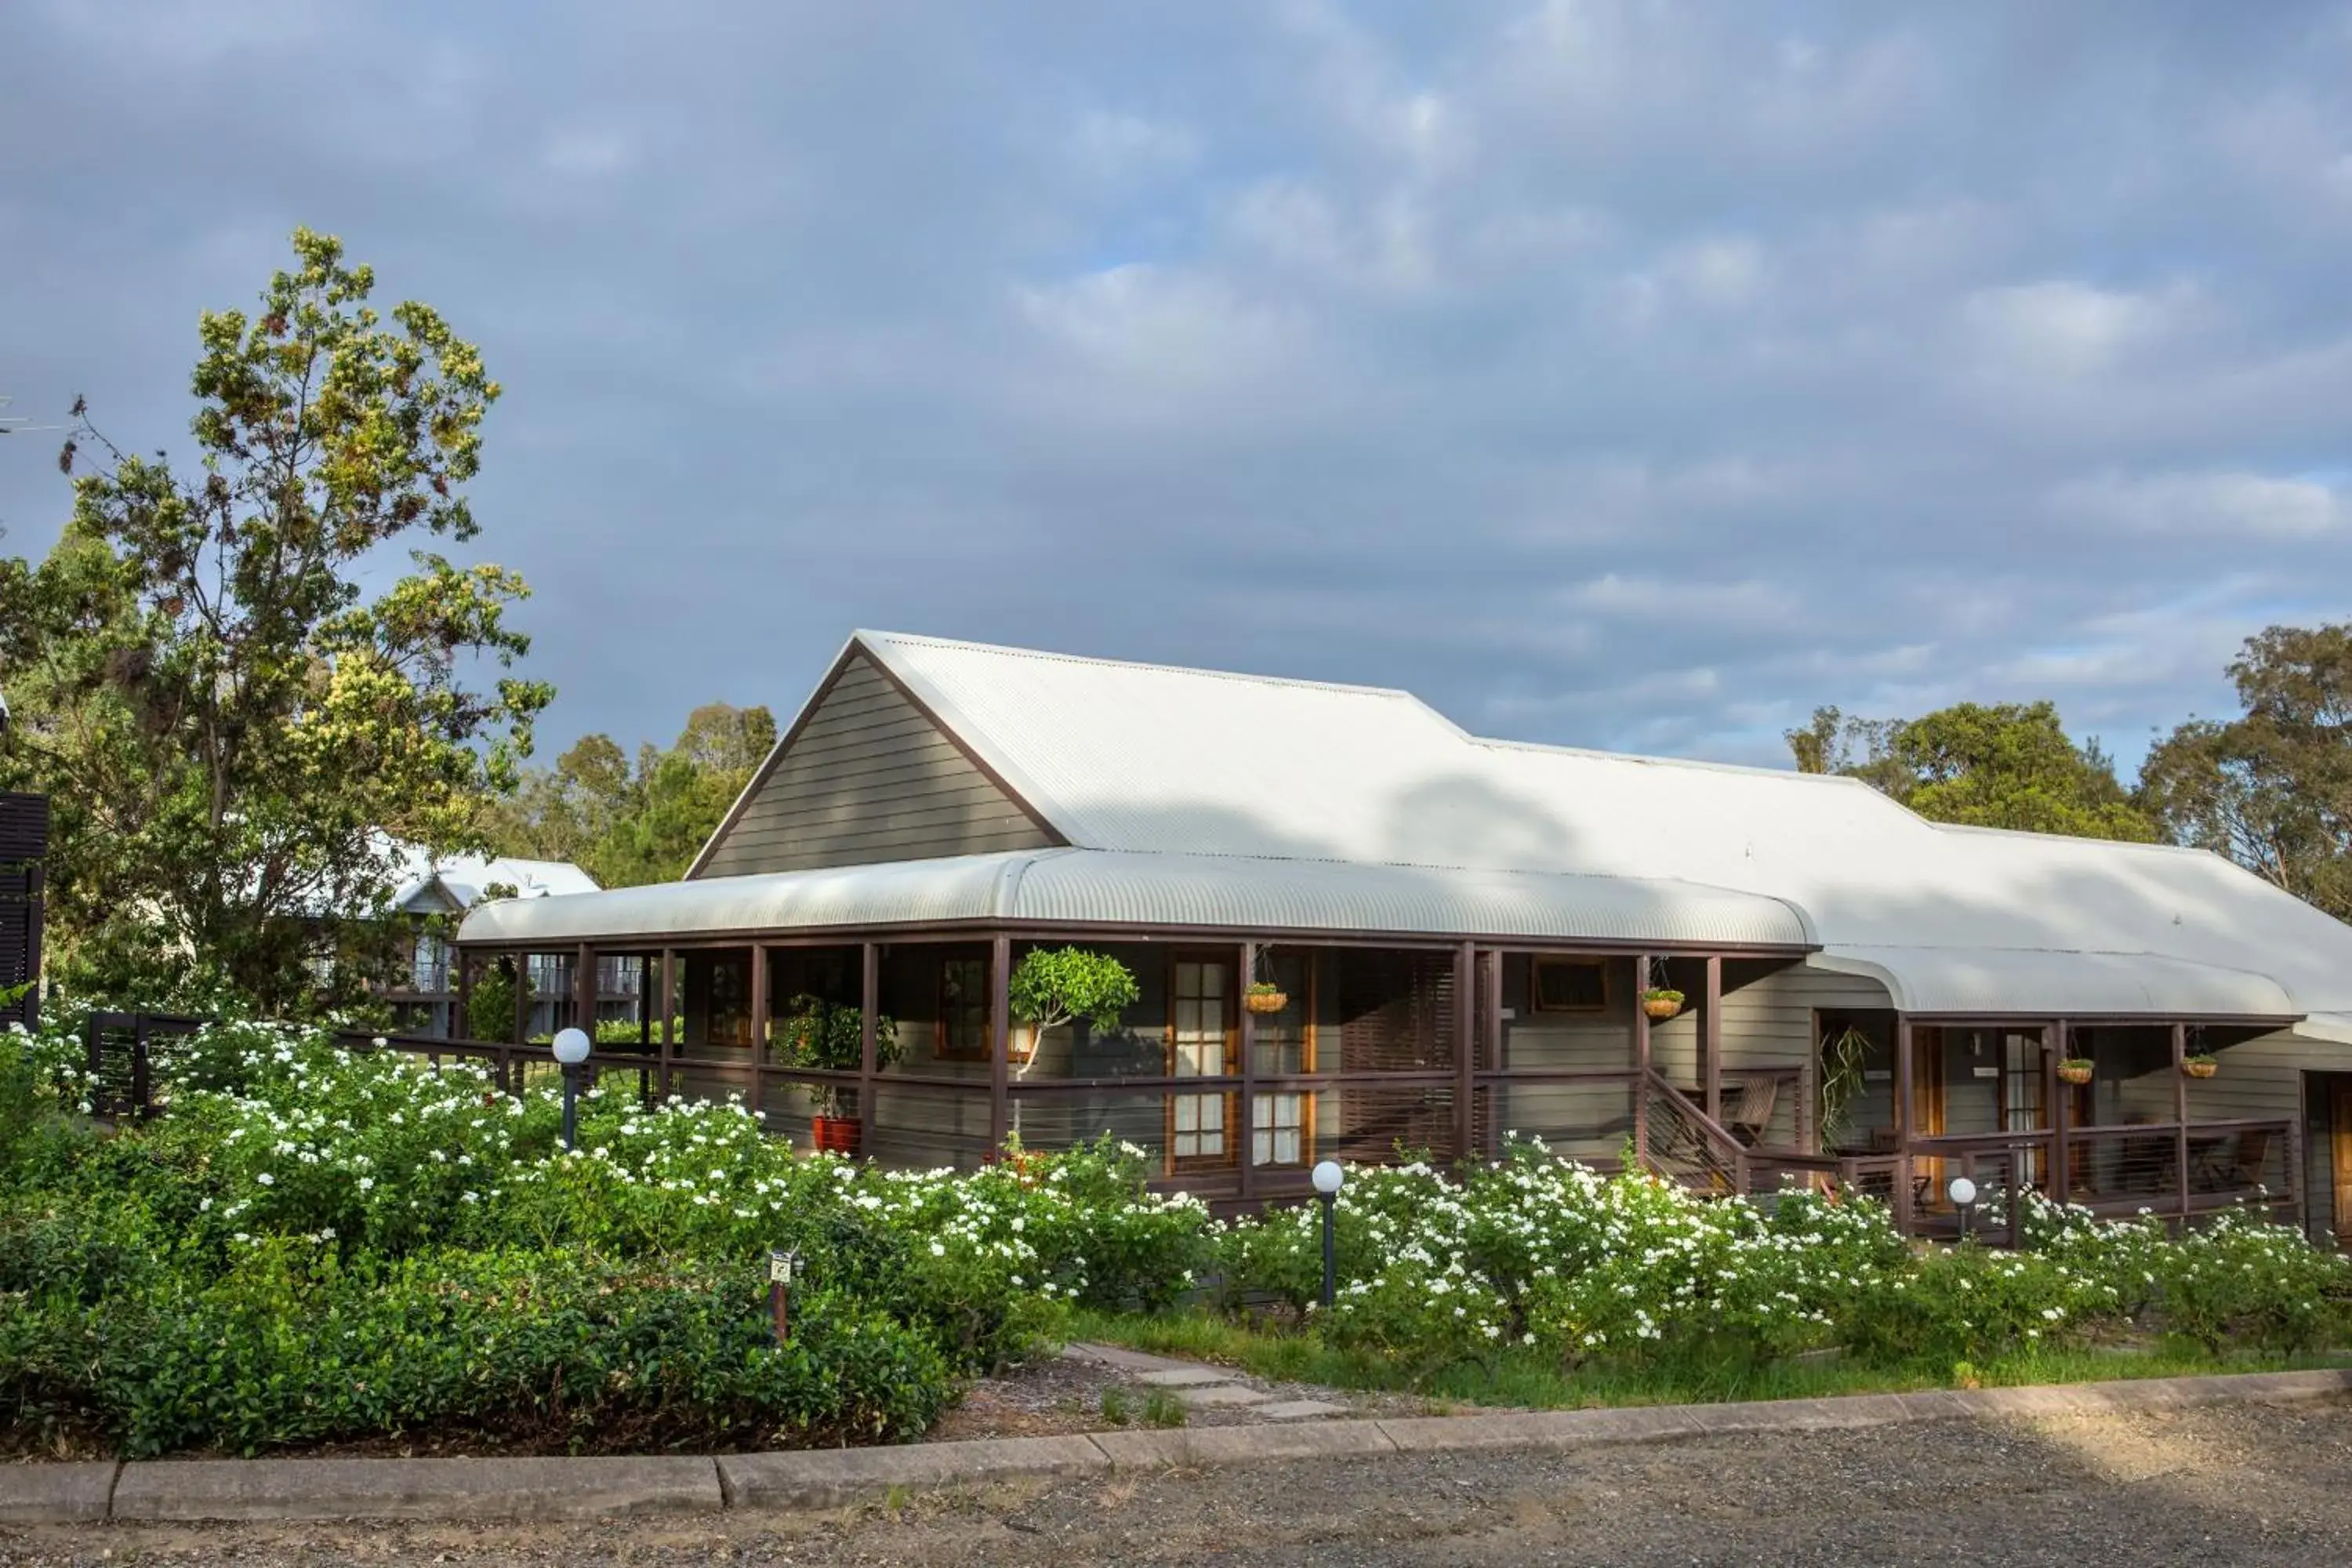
552, 1026, 591, 1152
1947, 1174, 1978, 1240
1312, 1159, 1345, 1308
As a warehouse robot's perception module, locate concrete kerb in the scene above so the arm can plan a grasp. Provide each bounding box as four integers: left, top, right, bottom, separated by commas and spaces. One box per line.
8, 1368, 2349, 1526
107, 1454, 723, 1523
719, 1436, 1109, 1511
0, 1461, 118, 1526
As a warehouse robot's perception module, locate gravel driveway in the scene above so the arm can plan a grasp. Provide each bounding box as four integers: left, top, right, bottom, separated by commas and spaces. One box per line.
8, 1403, 2352, 1566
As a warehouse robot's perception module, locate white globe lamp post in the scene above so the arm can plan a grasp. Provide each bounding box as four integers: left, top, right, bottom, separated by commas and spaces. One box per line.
1311, 1159, 1345, 1307
552, 1026, 592, 1151
1947, 1174, 1978, 1240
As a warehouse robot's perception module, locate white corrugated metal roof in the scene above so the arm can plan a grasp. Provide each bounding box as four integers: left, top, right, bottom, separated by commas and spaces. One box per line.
458, 631, 2352, 1022
846, 632, 2352, 1019
1809, 947, 2296, 1018
392, 850, 599, 913
457, 847, 1811, 949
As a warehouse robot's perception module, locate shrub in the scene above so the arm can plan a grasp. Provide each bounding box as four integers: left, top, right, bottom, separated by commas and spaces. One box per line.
7, 1242, 950, 1458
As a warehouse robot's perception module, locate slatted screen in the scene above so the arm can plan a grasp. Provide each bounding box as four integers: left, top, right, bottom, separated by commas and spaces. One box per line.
1337, 949, 1457, 1073
0, 792, 45, 1029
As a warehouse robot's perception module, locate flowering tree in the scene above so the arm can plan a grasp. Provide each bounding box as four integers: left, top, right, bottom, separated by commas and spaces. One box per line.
0, 229, 550, 1010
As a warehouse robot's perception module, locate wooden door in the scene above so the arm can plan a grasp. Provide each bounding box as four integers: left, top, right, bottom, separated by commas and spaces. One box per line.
2331, 1081, 2352, 1244
1167, 954, 1237, 1173
1912, 1029, 1947, 1203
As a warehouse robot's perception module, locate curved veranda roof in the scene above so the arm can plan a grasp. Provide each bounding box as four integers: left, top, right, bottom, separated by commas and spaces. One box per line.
1808, 946, 2296, 1019
456, 847, 1815, 950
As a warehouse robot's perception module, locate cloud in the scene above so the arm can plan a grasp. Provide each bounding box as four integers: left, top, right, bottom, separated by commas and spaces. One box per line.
5, 0, 2352, 781
2053, 470, 2350, 539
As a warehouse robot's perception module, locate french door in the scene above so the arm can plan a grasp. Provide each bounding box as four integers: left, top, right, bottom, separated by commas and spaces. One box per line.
1168, 956, 1236, 1170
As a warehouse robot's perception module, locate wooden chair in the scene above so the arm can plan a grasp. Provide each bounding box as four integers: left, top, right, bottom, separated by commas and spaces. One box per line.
2216, 1128, 2275, 1193
1725, 1075, 1779, 1147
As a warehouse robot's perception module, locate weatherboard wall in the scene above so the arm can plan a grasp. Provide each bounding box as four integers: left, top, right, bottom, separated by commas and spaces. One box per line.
694, 652, 1058, 878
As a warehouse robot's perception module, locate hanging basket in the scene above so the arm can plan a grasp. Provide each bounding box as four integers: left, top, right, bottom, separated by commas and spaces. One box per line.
1640, 989, 1685, 1021
2056, 1060, 2095, 1087
2182, 1055, 2219, 1080
1245, 986, 1289, 1015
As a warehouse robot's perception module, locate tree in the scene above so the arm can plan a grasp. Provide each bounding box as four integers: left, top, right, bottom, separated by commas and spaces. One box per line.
1007, 946, 1140, 1078
486, 702, 776, 887
0, 230, 550, 1011
1787, 701, 2157, 841
2140, 624, 2352, 918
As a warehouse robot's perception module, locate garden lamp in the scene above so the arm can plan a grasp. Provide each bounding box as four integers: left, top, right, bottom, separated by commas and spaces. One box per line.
1947, 1174, 1977, 1240
552, 1027, 592, 1152
1312, 1159, 1345, 1308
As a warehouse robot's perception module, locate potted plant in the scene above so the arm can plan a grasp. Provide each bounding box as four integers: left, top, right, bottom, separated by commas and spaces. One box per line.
1640, 986, 1685, 1021
1245, 981, 1288, 1014
2057, 1058, 2095, 1086
2182, 1052, 2219, 1080
774, 994, 898, 1153
1007, 946, 1141, 1135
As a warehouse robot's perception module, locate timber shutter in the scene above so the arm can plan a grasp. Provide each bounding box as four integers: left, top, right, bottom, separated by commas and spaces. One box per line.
692, 652, 1058, 878
0, 792, 45, 1029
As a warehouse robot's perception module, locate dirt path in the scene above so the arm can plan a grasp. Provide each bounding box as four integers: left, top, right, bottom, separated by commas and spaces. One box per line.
9, 1403, 2352, 1565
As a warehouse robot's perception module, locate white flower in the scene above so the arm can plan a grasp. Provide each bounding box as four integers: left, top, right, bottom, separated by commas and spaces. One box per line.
255, 1172, 274, 1186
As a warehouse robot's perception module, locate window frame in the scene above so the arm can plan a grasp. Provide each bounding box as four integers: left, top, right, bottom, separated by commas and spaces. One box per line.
1165, 949, 1239, 1172
935, 954, 993, 1063
1251, 1089, 1313, 1169
1530, 956, 1611, 1014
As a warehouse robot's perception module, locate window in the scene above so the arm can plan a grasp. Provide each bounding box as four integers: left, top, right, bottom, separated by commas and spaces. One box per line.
937, 956, 990, 1062
412, 932, 450, 993
1171, 959, 1229, 1076
1253, 1091, 1305, 1167
1532, 957, 1608, 1013
1169, 956, 1235, 1167
1174, 1093, 1226, 1160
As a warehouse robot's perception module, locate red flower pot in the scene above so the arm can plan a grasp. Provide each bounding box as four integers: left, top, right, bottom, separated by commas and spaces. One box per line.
811, 1115, 862, 1155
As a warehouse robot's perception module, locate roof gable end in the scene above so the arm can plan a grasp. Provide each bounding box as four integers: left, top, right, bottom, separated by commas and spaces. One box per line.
686, 638, 1064, 879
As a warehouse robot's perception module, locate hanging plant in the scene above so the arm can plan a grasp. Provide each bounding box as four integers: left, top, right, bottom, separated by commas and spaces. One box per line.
1817, 1025, 1871, 1148
2182, 1053, 2219, 1080
1245, 981, 1289, 1014
1640, 987, 1685, 1020
2057, 1058, 2095, 1086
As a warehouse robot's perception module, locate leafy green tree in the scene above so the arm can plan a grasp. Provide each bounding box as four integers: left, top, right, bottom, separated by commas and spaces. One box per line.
0, 230, 550, 1010
488, 702, 776, 887
1788, 701, 2157, 841
466, 958, 526, 1045
1008, 947, 1140, 1078
2139, 624, 2352, 918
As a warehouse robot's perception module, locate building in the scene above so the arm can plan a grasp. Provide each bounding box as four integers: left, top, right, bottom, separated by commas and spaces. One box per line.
455, 632, 2352, 1236
380, 850, 622, 1040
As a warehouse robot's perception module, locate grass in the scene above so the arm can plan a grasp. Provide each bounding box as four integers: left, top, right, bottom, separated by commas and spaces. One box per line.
1142, 1388, 1188, 1428
1067, 1308, 2352, 1411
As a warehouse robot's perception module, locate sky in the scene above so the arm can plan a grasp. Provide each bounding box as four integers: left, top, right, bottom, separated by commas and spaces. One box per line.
4, 1, 2350, 771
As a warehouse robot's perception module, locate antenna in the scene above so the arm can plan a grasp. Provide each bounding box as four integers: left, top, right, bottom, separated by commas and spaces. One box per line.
0, 396, 62, 437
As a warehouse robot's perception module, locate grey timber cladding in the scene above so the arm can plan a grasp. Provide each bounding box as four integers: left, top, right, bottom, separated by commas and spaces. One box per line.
694, 652, 1058, 878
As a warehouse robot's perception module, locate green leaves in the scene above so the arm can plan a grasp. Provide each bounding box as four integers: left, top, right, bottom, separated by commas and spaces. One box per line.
1009, 946, 1142, 1036
2140, 623, 2352, 919
482, 703, 779, 888
1786, 700, 2158, 842
2, 228, 546, 1012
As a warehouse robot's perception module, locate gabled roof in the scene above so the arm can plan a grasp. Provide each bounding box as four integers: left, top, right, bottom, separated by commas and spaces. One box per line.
843, 630, 2352, 1018
461, 630, 2352, 1020
390, 850, 598, 914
